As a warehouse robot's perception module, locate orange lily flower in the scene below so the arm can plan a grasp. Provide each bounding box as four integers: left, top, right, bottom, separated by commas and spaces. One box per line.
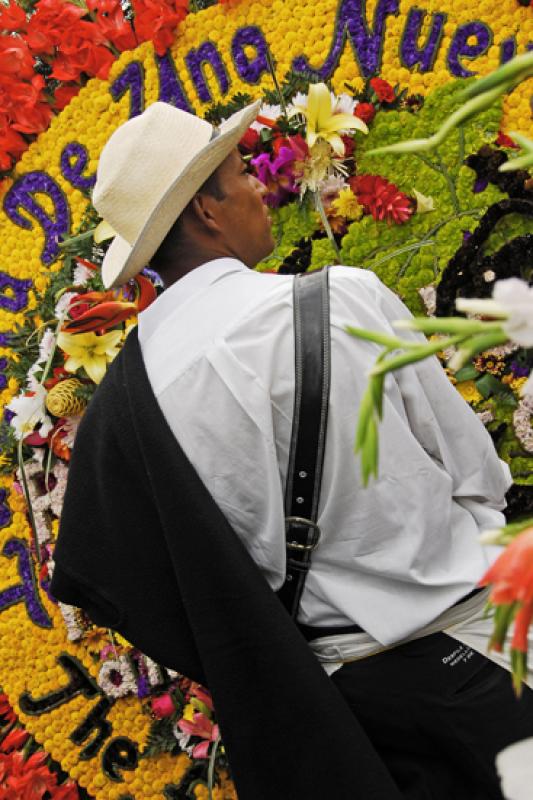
479, 527, 533, 693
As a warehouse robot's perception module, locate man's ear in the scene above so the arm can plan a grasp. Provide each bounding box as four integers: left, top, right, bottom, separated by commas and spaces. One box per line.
190, 193, 222, 234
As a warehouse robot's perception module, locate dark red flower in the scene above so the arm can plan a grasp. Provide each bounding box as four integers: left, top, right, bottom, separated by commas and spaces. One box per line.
369, 77, 395, 104
341, 134, 355, 159
239, 127, 260, 154
350, 174, 414, 225
354, 102, 376, 124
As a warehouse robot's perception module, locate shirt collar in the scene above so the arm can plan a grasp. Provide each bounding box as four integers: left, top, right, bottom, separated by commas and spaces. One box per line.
139, 258, 249, 341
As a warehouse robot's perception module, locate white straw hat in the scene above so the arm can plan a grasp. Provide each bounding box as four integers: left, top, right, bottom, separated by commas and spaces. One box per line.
92, 100, 261, 288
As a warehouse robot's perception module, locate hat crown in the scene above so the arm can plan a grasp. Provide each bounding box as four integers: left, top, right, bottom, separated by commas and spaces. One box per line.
93, 103, 214, 244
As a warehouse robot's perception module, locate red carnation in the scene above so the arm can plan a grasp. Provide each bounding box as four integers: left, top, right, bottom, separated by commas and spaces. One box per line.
0, 694, 16, 724
354, 102, 376, 124
338, 134, 355, 159
239, 127, 260, 154
350, 174, 414, 225
369, 77, 395, 104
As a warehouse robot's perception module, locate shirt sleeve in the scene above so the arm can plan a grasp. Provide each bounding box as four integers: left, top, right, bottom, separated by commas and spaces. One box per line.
367, 273, 512, 526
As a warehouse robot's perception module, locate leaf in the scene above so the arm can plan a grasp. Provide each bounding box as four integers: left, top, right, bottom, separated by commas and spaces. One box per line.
454, 365, 481, 381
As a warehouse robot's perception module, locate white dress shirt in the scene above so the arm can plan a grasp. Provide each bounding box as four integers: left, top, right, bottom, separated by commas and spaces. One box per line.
138, 258, 512, 646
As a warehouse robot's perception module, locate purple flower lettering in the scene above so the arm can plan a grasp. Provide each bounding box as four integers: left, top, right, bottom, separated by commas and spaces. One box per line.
447, 21, 493, 78
401, 9, 447, 72
155, 52, 193, 112
292, 0, 399, 81
0, 271, 32, 312
232, 27, 269, 84
110, 62, 145, 118
3, 172, 70, 266
185, 42, 229, 104
61, 143, 96, 191
0, 538, 52, 628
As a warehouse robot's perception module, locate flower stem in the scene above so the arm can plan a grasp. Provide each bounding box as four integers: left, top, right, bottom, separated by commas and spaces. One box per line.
315, 191, 341, 263
265, 48, 288, 120
17, 440, 42, 566
207, 732, 221, 800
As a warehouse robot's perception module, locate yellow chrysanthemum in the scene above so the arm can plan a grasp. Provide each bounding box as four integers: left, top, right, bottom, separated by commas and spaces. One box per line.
331, 187, 363, 220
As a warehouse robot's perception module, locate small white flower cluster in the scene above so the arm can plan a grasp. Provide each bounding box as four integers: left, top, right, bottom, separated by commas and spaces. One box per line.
513, 394, 533, 454
97, 655, 138, 699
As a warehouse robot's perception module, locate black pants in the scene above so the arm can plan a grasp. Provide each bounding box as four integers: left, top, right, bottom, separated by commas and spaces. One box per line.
331, 632, 533, 799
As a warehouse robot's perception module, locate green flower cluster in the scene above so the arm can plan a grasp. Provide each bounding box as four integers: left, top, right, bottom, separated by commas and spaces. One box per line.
256, 201, 319, 272
339, 79, 505, 312
309, 237, 338, 271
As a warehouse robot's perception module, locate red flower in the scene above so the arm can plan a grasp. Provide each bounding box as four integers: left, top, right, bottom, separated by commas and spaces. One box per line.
341, 134, 355, 159
350, 174, 413, 224
0, 728, 29, 754
496, 131, 519, 149
369, 77, 395, 104
87, 0, 139, 53
0, 119, 28, 170
0, 1, 27, 32
54, 84, 80, 111
151, 694, 175, 718
354, 102, 376, 124
0, 695, 16, 725
52, 781, 80, 800
133, 0, 188, 57
239, 127, 260, 154
0, 37, 34, 79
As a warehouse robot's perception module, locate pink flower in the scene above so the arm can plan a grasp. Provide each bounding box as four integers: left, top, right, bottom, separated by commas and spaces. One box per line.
177, 712, 219, 745
252, 147, 299, 207
151, 694, 175, 718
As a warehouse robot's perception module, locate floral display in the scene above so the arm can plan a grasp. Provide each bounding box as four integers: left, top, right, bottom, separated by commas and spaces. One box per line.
0, 0, 532, 797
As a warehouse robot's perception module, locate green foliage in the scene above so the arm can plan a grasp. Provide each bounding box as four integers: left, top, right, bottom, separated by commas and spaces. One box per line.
337, 79, 505, 311
142, 716, 181, 759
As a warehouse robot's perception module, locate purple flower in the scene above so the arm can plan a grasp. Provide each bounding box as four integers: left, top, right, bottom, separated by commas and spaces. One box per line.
251, 147, 299, 207
510, 361, 531, 378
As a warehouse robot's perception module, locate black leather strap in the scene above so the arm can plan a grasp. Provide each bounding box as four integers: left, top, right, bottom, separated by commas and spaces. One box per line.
277, 268, 331, 619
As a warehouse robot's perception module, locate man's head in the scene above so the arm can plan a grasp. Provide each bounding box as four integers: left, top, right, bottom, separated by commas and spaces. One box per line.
151, 147, 276, 282
92, 100, 264, 289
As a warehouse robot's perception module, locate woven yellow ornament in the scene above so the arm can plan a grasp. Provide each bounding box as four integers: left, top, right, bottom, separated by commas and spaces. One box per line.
45, 379, 87, 418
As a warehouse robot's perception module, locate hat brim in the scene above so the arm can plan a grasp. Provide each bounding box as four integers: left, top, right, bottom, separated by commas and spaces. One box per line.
102, 100, 261, 289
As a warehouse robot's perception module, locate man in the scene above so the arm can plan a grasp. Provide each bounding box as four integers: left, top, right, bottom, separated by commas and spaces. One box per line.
52, 101, 533, 799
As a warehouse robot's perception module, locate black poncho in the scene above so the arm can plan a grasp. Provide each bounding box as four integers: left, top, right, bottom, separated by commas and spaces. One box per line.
51, 327, 401, 800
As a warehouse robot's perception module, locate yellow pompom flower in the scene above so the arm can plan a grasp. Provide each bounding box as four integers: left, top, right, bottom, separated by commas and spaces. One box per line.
331, 187, 363, 221
57, 330, 122, 384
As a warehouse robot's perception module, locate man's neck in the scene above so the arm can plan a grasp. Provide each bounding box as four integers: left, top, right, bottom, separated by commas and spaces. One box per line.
161, 247, 240, 288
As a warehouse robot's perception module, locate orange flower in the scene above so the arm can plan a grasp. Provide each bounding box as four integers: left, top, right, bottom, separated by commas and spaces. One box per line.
479, 528, 533, 693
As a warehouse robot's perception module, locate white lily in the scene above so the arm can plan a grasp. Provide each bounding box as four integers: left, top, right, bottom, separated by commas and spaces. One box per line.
455, 278, 533, 347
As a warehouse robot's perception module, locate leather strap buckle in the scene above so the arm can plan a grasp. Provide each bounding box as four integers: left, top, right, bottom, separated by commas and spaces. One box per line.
285, 516, 321, 551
